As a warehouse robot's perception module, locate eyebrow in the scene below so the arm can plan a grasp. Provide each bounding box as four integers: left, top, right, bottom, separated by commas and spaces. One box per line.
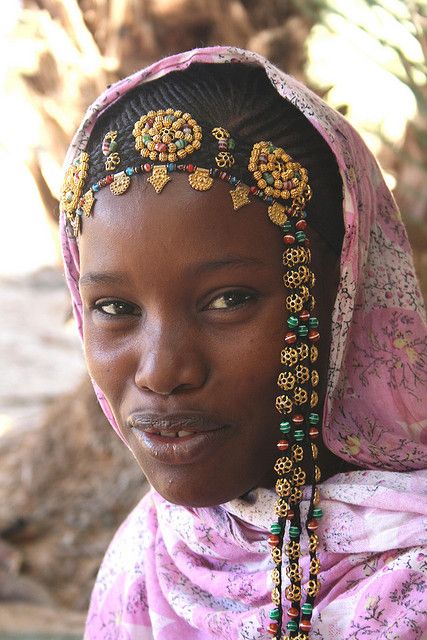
79, 256, 268, 287
79, 271, 129, 286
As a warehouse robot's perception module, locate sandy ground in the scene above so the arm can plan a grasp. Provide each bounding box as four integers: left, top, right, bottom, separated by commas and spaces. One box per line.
0, 266, 85, 436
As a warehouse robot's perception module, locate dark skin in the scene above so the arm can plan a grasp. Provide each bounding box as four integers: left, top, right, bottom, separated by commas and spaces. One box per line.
79, 174, 355, 508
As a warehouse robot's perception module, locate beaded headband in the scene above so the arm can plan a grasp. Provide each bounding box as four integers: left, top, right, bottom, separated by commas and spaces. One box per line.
60, 109, 321, 640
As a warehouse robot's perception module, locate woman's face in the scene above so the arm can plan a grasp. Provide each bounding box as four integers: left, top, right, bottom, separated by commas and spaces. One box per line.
79, 174, 336, 507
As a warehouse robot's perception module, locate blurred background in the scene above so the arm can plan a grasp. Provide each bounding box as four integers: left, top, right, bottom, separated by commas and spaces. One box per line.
0, 1, 426, 638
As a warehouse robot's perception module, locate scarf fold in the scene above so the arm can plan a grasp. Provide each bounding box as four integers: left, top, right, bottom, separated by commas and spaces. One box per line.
59, 46, 427, 639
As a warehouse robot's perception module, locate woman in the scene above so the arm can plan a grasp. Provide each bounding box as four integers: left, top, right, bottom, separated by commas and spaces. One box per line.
60, 47, 427, 639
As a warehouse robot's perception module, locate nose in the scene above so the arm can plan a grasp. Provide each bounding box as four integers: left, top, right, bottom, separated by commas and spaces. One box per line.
134, 320, 209, 396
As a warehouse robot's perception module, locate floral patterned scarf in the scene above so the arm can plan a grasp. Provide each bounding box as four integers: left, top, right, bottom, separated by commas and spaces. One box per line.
60, 47, 427, 639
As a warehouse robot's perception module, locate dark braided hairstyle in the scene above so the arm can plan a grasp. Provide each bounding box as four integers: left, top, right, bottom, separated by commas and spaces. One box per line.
85, 63, 343, 254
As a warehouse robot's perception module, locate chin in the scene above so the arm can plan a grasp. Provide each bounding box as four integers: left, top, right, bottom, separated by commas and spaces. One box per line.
147, 476, 245, 508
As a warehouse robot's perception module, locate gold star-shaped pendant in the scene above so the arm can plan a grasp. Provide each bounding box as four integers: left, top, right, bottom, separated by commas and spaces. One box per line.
148, 165, 171, 194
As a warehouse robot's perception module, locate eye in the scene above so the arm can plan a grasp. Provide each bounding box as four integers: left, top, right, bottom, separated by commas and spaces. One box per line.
206, 290, 256, 310
94, 299, 141, 316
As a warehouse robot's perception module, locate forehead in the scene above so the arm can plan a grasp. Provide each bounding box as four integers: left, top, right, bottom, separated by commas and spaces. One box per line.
79, 174, 284, 273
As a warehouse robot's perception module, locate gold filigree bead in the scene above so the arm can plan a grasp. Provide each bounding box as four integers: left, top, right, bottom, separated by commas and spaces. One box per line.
271, 567, 281, 586
276, 477, 291, 497
311, 391, 319, 408
274, 456, 293, 475
271, 586, 281, 605
215, 151, 235, 168
105, 152, 121, 171
295, 365, 310, 384
292, 466, 306, 487
293, 386, 308, 406
283, 246, 310, 267
292, 444, 304, 462
276, 395, 293, 415
308, 533, 319, 552
81, 189, 94, 217
275, 498, 290, 517
313, 487, 321, 506
285, 584, 301, 602
315, 465, 321, 482
311, 443, 319, 460
268, 201, 287, 226
296, 343, 309, 361
286, 293, 304, 313
277, 371, 296, 391
285, 541, 301, 559
286, 562, 303, 582
281, 347, 298, 367
211, 126, 230, 140
310, 345, 319, 363
271, 546, 282, 564
310, 557, 321, 575
306, 578, 320, 597
311, 369, 319, 386
289, 486, 303, 504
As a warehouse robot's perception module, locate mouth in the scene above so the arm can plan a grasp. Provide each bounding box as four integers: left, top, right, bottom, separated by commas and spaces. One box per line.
127, 412, 230, 464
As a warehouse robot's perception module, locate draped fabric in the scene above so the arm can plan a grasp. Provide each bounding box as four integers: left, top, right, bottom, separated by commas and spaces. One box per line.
59, 47, 427, 639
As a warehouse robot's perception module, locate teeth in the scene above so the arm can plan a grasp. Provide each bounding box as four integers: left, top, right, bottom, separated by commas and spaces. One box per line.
157, 430, 194, 438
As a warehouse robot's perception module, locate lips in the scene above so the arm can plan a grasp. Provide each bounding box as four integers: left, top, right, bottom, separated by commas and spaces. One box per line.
127, 411, 230, 465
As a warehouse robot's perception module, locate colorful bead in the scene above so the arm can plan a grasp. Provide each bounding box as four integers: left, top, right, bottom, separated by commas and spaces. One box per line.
280, 421, 291, 433
284, 332, 297, 345
287, 315, 299, 328
277, 440, 289, 451
309, 317, 319, 328
270, 523, 282, 535
307, 519, 319, 531
288, 607, 299, 619
309, 413, 319, 425
267, 622, 279, 636
289, 526, 300, 538
286, 621, 298, 632
309, 426, 319, 438
268, 534, 280, 547
295, 219, 307, 231
297, 325, 308, 337
300, 620, 312, 633
292, 414, 304, 426
301, 603, 313, 616
283, 234, 296, 245
294, 430, 304, 442
312, 507, 323, 519
308, 329, 320, 342
269, 608, 280, 620
295, 230, 306, 243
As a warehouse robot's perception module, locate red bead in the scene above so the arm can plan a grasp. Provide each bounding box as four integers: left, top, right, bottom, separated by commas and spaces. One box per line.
299, 309, 310, 322
288, 607, 299, 619
284, 332, 297, 345
105, 175, 114, 184
307, 519, 319, 531
187, 164, 195, 173
249, 186, 258, 194
267, 534, 280, 547
286, 509, 295, 520
155, 142, 167, 152
300, 620, 312, 632
277, 440, 289, 451
144, 163, 152, 172
308, 329, 320, 342
292, 414, 304, 426
309, 426, 319, 438
283, 234, 296, 245
296, 219, 307, 231
267, 622, 279, 635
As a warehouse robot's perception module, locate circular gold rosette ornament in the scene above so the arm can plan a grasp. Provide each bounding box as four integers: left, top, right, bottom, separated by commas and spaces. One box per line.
248, 141, 311, 226
133, 109, 202, 163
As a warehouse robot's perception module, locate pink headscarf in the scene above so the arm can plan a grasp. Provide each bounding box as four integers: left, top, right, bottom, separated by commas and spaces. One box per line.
60, 47, 427, 639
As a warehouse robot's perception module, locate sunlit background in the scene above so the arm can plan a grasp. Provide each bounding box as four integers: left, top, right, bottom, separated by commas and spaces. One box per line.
0, 1, 426, 637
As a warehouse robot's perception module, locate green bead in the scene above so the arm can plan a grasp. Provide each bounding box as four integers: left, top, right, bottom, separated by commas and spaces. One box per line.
109, 140, 118, 152
295, 230, 306, 243
297, 325, 308, 337
294, 171, 301, 179
289, 526, 300, 538
280, 421, 291, 434
309, 317, 319, 328
294, 430, 304, 442
175, 139, 186, 149
269, 608, 280, 620
270, 523, 281, 534
286, 620, 298, 631
142, 134, 152, 143
309, 413, 319, 425
287, 315, 299, 328
268, 143, 275, 153
228, 138, 236, 150
313, 507, 323, 518
302, 603, 313, 615
263, 172, 274, 185
283, 222, 293, 232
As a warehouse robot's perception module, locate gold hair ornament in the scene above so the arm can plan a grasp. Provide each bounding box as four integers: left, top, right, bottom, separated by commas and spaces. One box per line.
133, 109, 202, 163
